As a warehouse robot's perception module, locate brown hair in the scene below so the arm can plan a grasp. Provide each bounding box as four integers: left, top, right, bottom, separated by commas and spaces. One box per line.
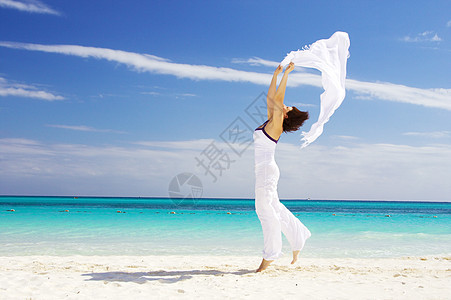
282, 107, 309, 133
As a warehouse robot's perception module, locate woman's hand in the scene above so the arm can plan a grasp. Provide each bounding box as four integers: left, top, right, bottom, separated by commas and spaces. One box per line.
285, 62, 295, 74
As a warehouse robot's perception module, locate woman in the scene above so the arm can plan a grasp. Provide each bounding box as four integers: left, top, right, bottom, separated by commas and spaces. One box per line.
254, 62, 311, 272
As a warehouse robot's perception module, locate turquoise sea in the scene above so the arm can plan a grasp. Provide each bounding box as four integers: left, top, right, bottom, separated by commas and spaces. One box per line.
0, 197, 450, 258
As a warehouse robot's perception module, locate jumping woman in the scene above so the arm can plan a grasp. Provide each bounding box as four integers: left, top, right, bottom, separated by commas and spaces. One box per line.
254, 62, 311, 272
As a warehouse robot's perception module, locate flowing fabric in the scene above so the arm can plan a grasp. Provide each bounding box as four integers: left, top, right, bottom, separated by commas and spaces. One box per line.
280, 31, 350, 148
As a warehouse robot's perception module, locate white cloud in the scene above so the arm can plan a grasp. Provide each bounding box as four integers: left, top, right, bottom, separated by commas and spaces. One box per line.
403, 131, 451, 139
0, 42, 450, 111
140, 91, 161, 96
331, 135, 359, 140
402, 31, 443, 42
140, 91, 197, 99
276, 142, 451, 201
46, 124, 126, 134
232, 56, 310, 73
232, 57, 280, 67
0, 137, 450, 201
345, 80, 451, 111
290, 102, 317, 108
178, 93, 197, 97
0, 77, 64, 101
134, 139, 214, 150
447, 20, 451, 27
0, 41, 272, 85
431, 34, 442, 42
0, 0, 60, 15
0, 138, 207, 196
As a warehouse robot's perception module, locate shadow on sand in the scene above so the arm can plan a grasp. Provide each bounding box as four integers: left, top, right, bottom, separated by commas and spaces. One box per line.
82, 268, 255, 284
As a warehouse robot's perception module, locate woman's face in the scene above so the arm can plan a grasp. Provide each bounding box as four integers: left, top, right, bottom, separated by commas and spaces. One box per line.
283, 105, 293, 118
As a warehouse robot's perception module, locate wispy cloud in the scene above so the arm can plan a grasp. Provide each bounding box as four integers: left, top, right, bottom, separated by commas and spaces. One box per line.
46, 124, 126, 134
0, 0, 60, 15
232, 56, 310, 73
0, 77, 64, 101
141, 91, 197, 99
0, 41, 271, 84
331, 135, 359, 141
447, 20, 451, 27
232, 57, 279, 67
345, 80, 451, 111
289, 102, 317, 108
91, 93, 130, 99
140, 91, 161, 96
0, 41, 450, 111
402, 31, 443, 42
133, 139, 213, 151
403, 131, 451, 139
178, 93, 196, 97
1, 137, 451, 200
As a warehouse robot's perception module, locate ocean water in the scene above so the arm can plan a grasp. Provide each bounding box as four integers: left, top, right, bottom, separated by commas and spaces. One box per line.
0, 197, 450, 258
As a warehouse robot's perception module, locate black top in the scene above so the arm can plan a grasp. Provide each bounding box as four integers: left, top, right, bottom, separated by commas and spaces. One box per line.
255, 120, 279, 143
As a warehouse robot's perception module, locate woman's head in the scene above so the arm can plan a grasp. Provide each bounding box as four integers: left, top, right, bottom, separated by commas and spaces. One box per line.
282, 106, 309, 133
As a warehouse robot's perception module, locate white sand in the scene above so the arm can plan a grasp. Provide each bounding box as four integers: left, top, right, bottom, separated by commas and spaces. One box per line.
0, 255, 449, 299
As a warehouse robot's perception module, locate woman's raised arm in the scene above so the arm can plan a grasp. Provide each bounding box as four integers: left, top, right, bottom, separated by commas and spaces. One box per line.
266, 65, 283, 120
272, 62, 294, 121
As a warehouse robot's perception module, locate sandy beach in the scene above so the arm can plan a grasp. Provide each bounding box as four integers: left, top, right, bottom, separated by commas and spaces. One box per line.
0, 255, 449, 299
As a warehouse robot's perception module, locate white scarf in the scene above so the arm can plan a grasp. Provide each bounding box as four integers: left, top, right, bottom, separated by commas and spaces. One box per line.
280, 31, 350, 148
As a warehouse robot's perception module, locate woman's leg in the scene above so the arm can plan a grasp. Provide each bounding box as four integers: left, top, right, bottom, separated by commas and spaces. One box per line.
255, 188, 283, 261
273, 199, 311, 262
255, 187, 283, 272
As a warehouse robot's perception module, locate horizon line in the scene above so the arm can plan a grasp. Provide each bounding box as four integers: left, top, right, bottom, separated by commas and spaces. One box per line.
1, 195, 449, 203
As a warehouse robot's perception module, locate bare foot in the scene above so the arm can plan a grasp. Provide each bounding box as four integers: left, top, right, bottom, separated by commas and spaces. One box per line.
291, 250, 300, 264
274, 65, 283, 76
256, 258, 273, 272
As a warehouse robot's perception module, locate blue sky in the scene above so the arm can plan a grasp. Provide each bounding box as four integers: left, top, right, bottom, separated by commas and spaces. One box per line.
0, 0, 450, 201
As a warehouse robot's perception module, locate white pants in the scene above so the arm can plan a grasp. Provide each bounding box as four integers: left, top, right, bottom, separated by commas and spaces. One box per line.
255, 187, 311, 260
